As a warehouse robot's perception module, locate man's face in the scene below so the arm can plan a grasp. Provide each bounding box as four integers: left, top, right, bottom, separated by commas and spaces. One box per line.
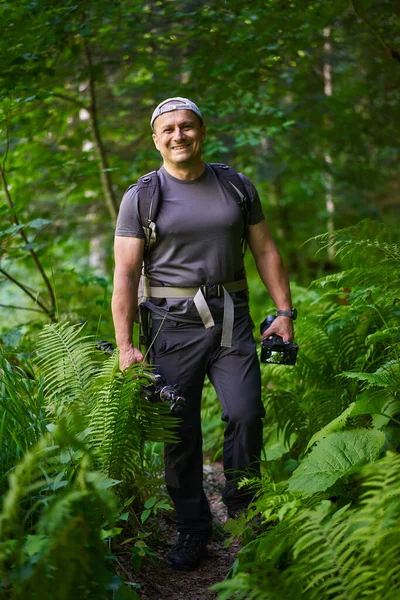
152, 109, 206, 168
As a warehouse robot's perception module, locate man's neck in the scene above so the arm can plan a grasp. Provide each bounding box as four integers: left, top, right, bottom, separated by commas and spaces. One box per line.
163, 160, 206, 181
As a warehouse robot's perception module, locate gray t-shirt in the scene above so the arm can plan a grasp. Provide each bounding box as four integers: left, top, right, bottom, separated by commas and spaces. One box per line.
115, 163, 265, 322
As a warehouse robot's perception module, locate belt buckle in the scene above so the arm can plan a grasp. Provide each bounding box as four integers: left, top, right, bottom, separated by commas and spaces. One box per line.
202, 283, 222, 299
201, 284, 222, 299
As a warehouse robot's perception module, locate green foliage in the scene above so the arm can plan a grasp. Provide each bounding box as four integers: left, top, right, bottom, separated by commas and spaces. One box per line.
261, 220, 399, 458
288, 429, 386, 496
0, 421, 121, 599
140, 495, 171, 524
214, 452, 400, 600
36, 322, 97, 412
0, 354, 47, 491
1, 0, 400, 592
218, 219, 400, 596
35, 321, 178, 496
0, 320, 176, 596
311, 219, 400, 305
1, 0, 400, 329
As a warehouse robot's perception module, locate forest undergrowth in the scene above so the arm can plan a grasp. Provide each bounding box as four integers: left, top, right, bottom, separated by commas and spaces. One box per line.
130, 460, 241, 600
0, 220, 399, 599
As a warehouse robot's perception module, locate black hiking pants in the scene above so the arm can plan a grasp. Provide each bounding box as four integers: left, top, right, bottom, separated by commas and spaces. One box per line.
150, 312, 265, 537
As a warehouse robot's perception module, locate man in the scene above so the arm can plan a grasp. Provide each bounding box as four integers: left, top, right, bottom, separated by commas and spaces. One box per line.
112, 97, 295, 572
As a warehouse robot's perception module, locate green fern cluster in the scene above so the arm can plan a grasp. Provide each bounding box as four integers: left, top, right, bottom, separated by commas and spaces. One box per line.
213, 452, 400, 600
216, 220, 400, 598
0, 321, 178, 597
0, 420, 132, 599
0, 354, 47, 495
311, 219, 400, 305
262, 220, 399, 459
35, 322, 178, 496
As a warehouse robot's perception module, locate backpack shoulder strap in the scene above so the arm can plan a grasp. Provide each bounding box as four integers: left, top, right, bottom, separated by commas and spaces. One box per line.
135, 170, 161, 252
210, 163, 251, 254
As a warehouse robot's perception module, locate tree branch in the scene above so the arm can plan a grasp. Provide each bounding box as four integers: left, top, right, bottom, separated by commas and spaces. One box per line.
0, 268, 51, 315
83, 42, 118, 224
52, 92, 89, 110
350, 0, 400, 64
0, 303, 44, 313
0, 165, 57, 317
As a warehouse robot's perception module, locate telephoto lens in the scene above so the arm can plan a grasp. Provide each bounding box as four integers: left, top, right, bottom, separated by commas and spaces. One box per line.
260, 315, 299, 365
141, 373, 186, 415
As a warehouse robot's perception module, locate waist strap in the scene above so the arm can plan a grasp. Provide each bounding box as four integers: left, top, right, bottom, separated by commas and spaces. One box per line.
146, 279, 248, 348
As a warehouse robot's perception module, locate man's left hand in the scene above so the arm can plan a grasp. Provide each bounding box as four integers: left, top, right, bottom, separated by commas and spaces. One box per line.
261, 316, 294, 343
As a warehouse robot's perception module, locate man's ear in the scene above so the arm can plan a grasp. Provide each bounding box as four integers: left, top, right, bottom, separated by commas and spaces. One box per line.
152, 133, 160, 151
201, 125, 206, 140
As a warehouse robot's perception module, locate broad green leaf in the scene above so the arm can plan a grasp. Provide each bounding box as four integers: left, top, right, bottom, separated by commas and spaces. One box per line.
1, 224, 24, 236
86, 473, 121, 489
101, 527, 122, 539
372, 402, 400, 429
306, 403, 355, 451
140, 509, 151, 523
21, 242, 36, 251
28, 218, 52, 229
288, 430, 386, 496
264, 428, 297, 460
154, 501, 171, 511
351, 392, 393, 417
24, 534, 47, 556
144, 496, 157, 509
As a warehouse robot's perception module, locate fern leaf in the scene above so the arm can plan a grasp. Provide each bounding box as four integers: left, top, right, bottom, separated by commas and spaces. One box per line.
36, 322, 96, 412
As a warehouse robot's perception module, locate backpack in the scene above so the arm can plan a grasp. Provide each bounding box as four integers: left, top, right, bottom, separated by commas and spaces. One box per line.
128, 163, 252, 331
133, 163, 251, 259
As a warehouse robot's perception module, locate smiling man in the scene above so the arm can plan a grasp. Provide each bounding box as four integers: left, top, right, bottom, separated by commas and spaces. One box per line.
151, 101, 206, 179
112, 97, 295, 572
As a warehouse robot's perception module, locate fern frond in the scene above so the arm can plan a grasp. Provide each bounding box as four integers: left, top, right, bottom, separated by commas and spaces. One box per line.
311, 219, 400, 267
313, 267, 399, 302
0, 355, 47, 491
341, 359, 400, 390
349, 452, 400, 598
265, 390, 309, 447
0, 420, 120, 599
88, 357, 178, 491
290, 501, 359, 600
36, 322, 97, 413
310, 221, 400, 312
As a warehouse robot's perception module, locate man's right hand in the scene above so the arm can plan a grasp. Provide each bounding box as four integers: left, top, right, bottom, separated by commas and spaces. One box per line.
119, 345, 144, 371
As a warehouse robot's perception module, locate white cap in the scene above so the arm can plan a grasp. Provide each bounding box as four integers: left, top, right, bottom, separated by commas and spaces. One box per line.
150, 97, 203, 129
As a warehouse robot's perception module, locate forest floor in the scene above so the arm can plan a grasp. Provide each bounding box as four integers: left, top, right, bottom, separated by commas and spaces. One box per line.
130, 460, 241, 600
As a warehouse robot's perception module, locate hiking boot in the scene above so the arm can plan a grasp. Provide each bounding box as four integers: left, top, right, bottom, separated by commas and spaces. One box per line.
167, 533, 209, 572
227, 504, 249, 519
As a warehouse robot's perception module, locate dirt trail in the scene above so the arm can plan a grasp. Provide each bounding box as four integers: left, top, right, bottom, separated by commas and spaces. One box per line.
134, 461, 240, 600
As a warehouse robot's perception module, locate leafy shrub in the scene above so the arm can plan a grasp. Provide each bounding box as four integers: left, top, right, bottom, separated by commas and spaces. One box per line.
215, 220, 400, 598
213, 452, 400, 600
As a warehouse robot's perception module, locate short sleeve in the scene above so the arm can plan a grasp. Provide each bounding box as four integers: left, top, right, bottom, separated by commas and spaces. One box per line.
239, 174, 265, 226
115, 185, 145, 238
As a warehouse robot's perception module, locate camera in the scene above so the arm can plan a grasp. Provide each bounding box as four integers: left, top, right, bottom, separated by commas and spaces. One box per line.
96, 341, 186, 414
260, 315, 299, 365
141, 373, 186, 415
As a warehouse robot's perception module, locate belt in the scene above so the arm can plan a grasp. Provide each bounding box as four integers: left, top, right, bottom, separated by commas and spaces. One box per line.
144, 278, 248, 348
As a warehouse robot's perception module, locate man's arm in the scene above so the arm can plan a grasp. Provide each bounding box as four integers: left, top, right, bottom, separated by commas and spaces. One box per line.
111, 236, 145, 370
248, 219, 294, 342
